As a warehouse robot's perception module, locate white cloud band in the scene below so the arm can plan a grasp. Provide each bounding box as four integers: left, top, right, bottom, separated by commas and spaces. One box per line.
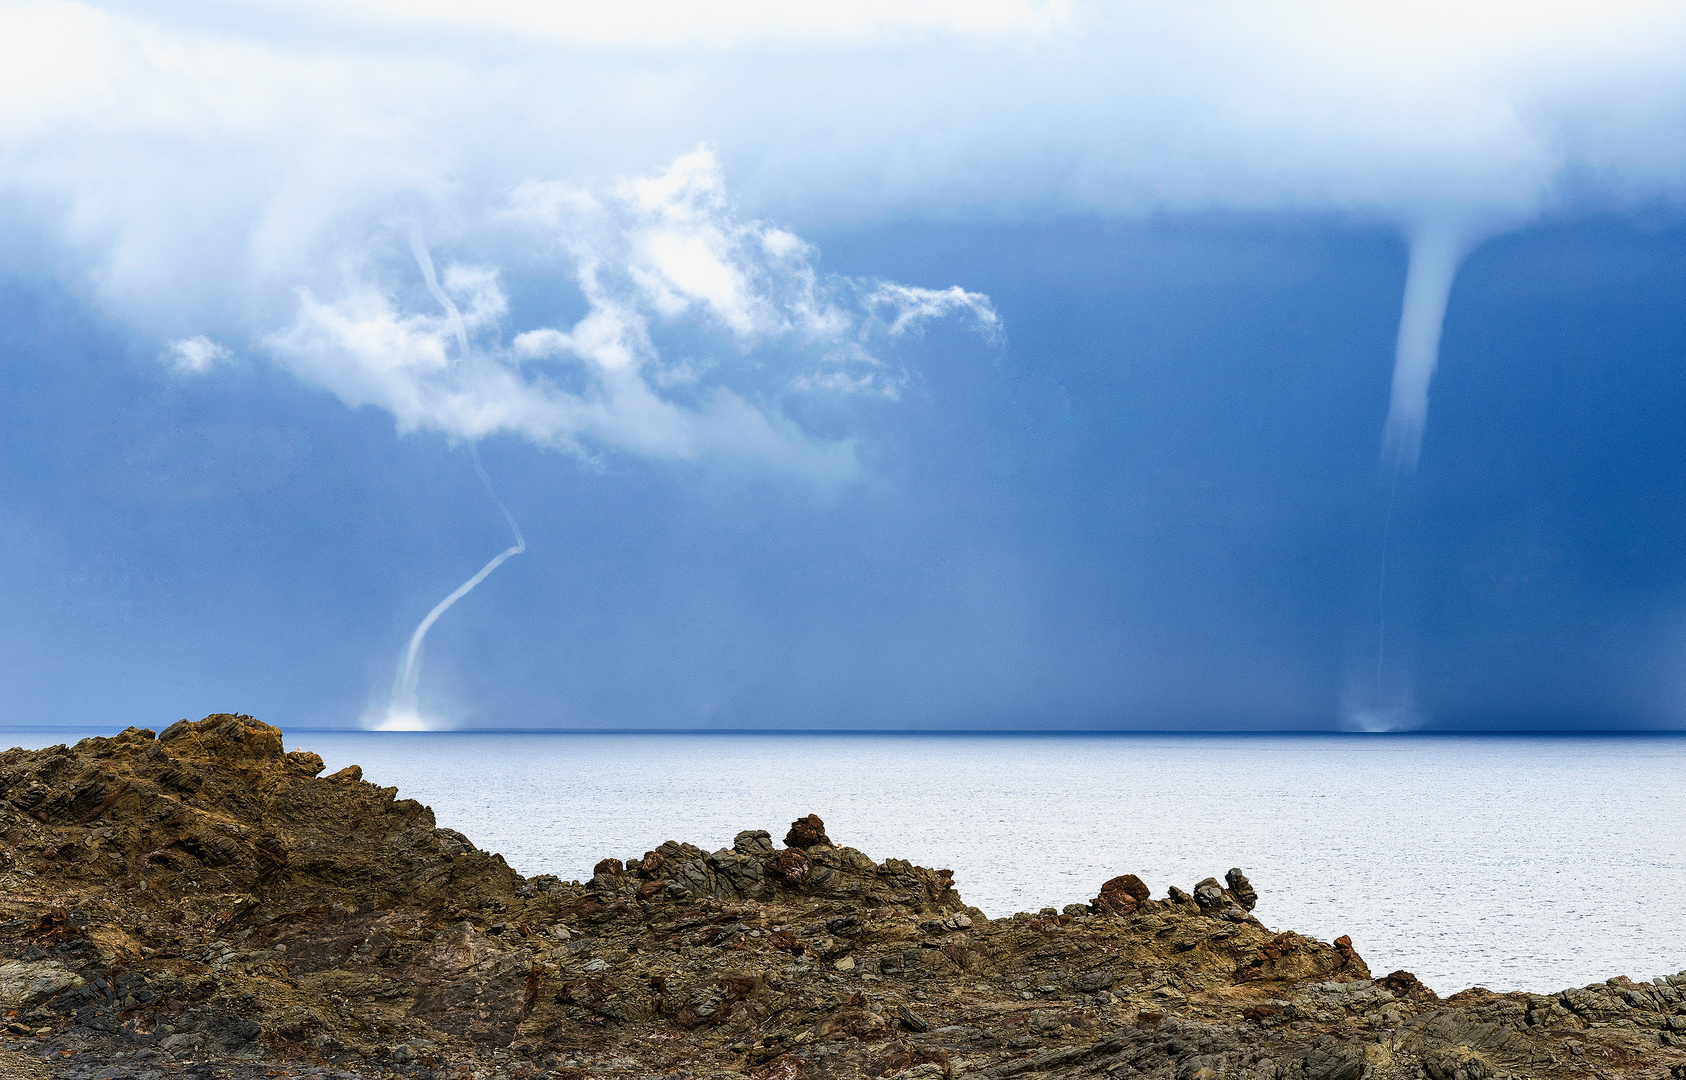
9, 1, 1686, 477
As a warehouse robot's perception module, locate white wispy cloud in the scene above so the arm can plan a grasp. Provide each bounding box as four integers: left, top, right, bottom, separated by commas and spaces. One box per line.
264, 149, 998, 479
164, 335, 232, 374
866, 284, 1002, 341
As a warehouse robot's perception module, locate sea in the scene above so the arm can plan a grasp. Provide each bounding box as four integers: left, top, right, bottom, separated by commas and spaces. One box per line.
7, 729, 1683, 998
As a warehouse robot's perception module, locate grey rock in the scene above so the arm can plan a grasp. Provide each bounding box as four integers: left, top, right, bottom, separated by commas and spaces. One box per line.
919, 912, 973, 934
733, 830, 775, 857
1073, 969, 1115, 993
708, 848, 769, 897
0, 960, 83, 1006
159, 1032, 203, 1054
896, 1004, 930, 1032
674, 857, 729, 899
1225, 867, 1258, 911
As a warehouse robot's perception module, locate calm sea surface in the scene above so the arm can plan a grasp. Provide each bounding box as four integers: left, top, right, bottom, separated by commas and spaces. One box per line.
8, 730, 1683, 997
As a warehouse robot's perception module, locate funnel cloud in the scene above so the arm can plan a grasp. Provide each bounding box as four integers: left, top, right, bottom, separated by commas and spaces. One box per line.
1382, 223, 1479, 472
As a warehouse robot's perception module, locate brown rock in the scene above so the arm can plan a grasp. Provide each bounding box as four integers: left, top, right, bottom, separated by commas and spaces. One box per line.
1378, 969, 1440, 1002
818, 1005, 890, 1040
285, 750, 326, 776
873, 1045, 948, 1076
1332, 933, 1369, 973
1091, 873, 1152, 915
783, 813, 832, 849
942, 942, 984, 970
770, 847, 813, 884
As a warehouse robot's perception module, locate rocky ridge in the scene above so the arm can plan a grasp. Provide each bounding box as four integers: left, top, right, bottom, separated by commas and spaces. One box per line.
0, 716, 1678, 1079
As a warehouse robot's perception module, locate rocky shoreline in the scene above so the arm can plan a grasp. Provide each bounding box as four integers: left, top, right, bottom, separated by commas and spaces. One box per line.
0, 715, 1678, 1079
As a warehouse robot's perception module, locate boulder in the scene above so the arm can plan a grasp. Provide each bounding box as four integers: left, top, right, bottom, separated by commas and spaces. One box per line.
1378, 969, 1439, 1002
1091, 873, 1151, 916
770, 847, 812, 885
783, 813, 832, 849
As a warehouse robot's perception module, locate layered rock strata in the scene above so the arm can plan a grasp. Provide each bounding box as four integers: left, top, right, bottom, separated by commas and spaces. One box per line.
0, 716, 1677, 1079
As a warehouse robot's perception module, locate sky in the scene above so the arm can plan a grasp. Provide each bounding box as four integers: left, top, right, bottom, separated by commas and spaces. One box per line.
5, 1, 1686, 731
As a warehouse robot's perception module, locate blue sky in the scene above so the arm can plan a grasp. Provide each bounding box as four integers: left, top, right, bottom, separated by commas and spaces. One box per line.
5, 3, 1686, 731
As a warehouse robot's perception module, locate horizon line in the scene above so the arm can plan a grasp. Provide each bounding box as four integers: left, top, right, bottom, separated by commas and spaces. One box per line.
4, 724, 1685, 739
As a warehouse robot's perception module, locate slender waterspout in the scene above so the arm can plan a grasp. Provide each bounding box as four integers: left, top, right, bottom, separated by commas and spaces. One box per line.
376, 233, 527, 731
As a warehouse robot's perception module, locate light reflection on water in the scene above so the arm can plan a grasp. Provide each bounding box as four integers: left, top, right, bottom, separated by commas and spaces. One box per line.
9, 728, 1684, 996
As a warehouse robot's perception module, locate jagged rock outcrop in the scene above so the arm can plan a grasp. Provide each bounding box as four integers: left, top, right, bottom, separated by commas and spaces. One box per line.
1226, 867, 1259, 912
0, 716, 1678, 1079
